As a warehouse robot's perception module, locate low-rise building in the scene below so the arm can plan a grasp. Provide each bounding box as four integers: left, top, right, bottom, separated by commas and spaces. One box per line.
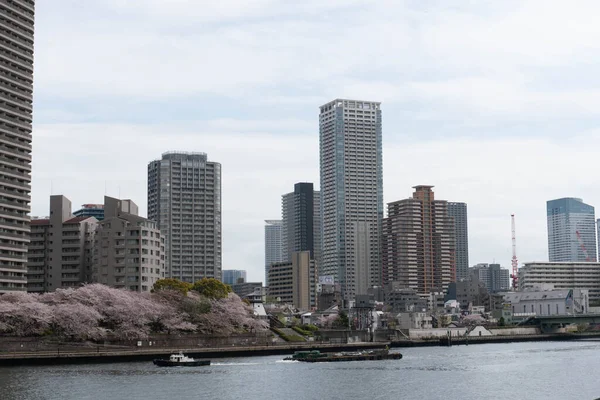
27, 195, 98, 292
232, 281, 263, 298
503, 288, 589, 317
384, 284, 427, 312
446, 274, 491, 311
92, 196, 164, 292
267, 251, 317, 310
518, 262, 600, 303
397, 312, 433, 330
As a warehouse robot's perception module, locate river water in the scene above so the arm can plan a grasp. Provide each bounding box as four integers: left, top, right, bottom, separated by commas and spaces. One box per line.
1, 341, 599, 400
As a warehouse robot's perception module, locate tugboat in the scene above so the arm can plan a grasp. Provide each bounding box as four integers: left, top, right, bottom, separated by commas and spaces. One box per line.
284, 348, 402, 363
153, 353, 211, 367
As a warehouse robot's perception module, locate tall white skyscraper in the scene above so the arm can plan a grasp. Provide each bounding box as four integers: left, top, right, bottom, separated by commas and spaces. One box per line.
319, 99, 383, 300
547, 198, 597, 262
264, 220, 283, 285
148, 152, 222, 283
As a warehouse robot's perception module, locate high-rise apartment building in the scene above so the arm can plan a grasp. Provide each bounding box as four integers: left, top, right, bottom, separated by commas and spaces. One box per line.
597, 219, 600, 262
0, 1, 36, 293
27, 196, 98, 293
93, 196, 164, 292
148, 152, 222, 283
319, 99, 383, 300
547, 198, 597, 262
448, 202, 469, 281
281, 182, 321, 265
264, 219, 283, 285
381, 186, 456, 295
222, 269, 247, 285
470, 263, 510, 293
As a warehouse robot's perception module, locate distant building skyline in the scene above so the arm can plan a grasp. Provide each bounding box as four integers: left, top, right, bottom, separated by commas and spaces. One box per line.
148, 152, 222, 283
547, 198, 597, 263
222, 269, 247, 286
319, 99, 383, 300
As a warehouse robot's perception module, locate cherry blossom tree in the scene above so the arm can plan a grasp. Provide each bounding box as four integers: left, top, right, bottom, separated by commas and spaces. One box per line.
0, 292, 52, 337
0, 283, 265, 340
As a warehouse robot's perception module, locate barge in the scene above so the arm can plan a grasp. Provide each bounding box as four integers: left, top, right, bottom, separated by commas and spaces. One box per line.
284, 348, 402, 363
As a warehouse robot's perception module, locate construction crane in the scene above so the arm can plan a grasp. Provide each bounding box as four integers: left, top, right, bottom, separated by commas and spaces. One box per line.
575, 230, 591, 262
511, 214, 518, 290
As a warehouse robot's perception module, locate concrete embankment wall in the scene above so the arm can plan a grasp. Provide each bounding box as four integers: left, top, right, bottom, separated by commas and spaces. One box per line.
0, 342, 387, 366
406, 327, 540, 339
489, 327, 539, 336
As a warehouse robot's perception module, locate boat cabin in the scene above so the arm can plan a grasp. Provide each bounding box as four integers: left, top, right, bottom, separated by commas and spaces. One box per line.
169, 353, 192, 363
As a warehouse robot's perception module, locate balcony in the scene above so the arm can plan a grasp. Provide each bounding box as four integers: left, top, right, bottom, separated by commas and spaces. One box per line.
0, 274, 26, 282
0, 241, 26, 250
0, 142, 30, 161
0, 220, 27, 231
0, 175, 29, 190
0, 187, 28, 201
0, 122, 30, 141
0, 196, 28, 211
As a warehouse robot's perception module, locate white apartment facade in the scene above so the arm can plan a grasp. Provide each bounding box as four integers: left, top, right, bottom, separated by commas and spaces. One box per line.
319, 99, 383, 301
518, 262, 600, 303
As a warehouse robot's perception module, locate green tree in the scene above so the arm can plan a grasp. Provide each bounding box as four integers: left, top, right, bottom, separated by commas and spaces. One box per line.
333, 311, 349, 329
192, 278, 232, 299
152, 278, 192, 295
498, 317, 505, 327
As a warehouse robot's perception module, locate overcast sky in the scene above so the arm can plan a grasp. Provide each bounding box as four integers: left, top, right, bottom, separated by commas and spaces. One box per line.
31, 0, 600, 282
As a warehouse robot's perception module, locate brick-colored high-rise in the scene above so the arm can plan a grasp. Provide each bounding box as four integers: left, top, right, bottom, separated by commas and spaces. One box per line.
381, 186, 456, 295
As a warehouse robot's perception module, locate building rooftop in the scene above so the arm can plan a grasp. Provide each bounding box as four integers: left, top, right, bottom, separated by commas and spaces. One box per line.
64, 216, 92, 224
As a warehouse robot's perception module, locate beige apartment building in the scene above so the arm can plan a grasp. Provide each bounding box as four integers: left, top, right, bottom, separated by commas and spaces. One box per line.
27, 195, 98, 292
268, 251, 317, 310
92, 196, 164, 292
